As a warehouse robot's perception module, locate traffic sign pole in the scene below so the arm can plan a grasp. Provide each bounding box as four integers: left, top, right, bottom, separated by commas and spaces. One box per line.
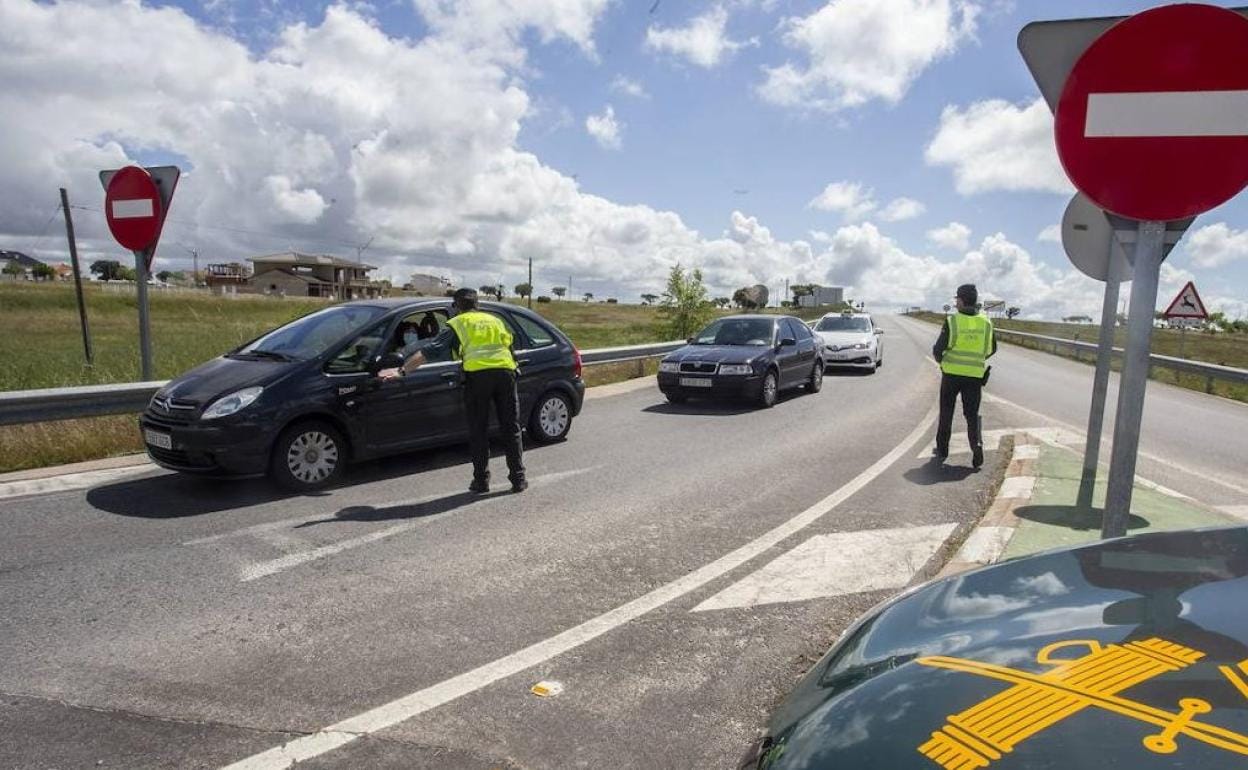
1102, 220, 1165, 538
135, 247, 154, 380
1077, 241, 1123, 512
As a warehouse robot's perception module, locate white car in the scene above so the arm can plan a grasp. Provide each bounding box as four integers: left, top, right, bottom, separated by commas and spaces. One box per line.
813, 312, 883, 372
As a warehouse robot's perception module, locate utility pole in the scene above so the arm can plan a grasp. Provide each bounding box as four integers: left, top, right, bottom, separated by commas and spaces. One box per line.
356, 235, 374, 264
184, 247, 198, 287
527, 258, 533, 309
60, 188, 93, 366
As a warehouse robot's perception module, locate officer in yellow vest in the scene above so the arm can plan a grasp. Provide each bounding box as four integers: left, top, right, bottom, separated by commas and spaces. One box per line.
380, 289, 526, 493
933, 284, 997, 468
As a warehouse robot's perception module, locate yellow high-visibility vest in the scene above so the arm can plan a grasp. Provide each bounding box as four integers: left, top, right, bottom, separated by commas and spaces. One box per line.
941, 312, 993, 378
447, 311, 518, 372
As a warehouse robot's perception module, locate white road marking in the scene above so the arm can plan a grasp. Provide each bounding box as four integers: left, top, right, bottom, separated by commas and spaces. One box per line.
218, 406, 940, 769
233, 467, 597, 582
1218, 505, 1248, 521
1086, 90, 1248, 137
998, 476, 1037, 499
0, 465, 155, 501
692, 524, 957, 612
954, 525, 1014, 564
916, 429, 1008, 459
110, 198, 155, 218
1014, 445, 1041, 460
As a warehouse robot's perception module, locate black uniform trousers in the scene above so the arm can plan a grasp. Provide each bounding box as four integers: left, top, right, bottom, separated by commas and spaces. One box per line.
936, 373, 983, 455
463, 368, 525, 482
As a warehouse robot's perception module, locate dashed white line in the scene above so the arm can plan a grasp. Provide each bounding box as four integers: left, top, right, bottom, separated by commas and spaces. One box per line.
218, 405, 941, 769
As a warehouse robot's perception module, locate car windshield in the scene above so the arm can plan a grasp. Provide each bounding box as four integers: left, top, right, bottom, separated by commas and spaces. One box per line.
693, 318, 775, 346
816, 316, 871, 333
233, 305, 389, 361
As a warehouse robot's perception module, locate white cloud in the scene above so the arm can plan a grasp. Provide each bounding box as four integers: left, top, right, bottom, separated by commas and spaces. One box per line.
264, 175, 328, 224
412, 0, 610, 60
1037, 224, 1061, 243
585, 104, 622, 150
927, 221, 971, 252
645, 6, 756, 69
610, 75, 649, 99
1186, 222, 1248, 268
925, 97, 1073, 195
879, 197, 925, 222
759, 0, 979, 111
808, 181, 877, 221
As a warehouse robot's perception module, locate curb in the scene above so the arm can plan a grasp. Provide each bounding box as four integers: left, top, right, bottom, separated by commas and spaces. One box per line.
937, 431, 1039, 578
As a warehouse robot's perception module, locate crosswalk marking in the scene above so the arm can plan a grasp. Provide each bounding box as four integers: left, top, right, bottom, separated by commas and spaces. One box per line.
917, 427, 1082, 459
692, 523, 957, 612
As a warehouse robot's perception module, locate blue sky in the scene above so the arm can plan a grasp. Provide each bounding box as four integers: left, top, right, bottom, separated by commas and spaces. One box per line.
2, 0, 1246, 318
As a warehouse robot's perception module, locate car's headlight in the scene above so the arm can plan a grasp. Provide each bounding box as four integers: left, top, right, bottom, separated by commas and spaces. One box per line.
659, 361, 680, 373
853, 342, 871, 350
200, 386, 264, 420
718, 364, 753, 375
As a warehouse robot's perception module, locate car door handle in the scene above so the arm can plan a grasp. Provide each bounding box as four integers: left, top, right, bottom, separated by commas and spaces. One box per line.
517, 358, 531, 365
440, 371, 458, 379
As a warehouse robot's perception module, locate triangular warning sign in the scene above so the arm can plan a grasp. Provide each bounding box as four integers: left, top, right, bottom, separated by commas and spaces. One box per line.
1163, 281, 1209, 319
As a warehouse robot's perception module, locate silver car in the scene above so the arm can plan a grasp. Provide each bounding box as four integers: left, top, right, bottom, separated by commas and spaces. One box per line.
812, 312, 883, 372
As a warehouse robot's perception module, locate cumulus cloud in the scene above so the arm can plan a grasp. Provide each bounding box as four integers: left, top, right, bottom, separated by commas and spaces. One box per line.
610, 75, 649, 99
808, 181, 877, 221
927, 221, 971, 252
645, 6, 756, 69
1186, 223, 1248, 268
585, 104, 623, 150
759, 0, 979, 111
412, 0, 610, 60
926, 97, 1072, 195
1037, 224, 1061, 243
879, 197, 925, 222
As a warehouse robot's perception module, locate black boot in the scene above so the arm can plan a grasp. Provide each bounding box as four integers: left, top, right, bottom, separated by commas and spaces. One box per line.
972, 446, 984, 469
469, 474, 490, 494
509, 474, 528, 493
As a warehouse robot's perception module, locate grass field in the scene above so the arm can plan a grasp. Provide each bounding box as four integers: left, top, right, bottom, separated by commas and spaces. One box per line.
0, 283, 822, 471
910, 311, 1248, 402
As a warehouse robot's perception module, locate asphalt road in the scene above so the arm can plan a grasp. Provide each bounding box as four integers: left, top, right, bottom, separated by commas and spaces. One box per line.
2, 314, 1242, 769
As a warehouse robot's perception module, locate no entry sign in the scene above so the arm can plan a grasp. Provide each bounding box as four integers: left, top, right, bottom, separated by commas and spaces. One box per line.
1055, 3, 1248, 222
104, 166, 163, 252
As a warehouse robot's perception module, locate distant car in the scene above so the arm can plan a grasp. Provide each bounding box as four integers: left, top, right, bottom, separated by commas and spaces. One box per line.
657, 315, 823, 408
139, 299, 585, 490
813, 312, 883, 372
740, 525, 1248, 770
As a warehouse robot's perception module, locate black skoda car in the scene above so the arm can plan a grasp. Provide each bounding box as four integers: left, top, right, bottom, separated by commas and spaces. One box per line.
657, 315, 823, 408
742, 525, 1248, 770
139, 299, 584, 490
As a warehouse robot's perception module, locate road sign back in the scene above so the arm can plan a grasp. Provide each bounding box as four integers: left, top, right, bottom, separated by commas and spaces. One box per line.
1163, 281, 1208, 319
100, 165, 180, 269
1054, 4, 1248, 222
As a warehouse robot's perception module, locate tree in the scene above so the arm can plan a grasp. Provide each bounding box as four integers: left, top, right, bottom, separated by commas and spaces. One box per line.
552, 286, 567, 300
640, 293, 659, 306
118, 266, 138, 282
90, 259, 123, 281
1006, 307, 1021, 319
790, 283, 817, 304
2, 261, 24, 279
32, 263, 57, 281
157, 270, 173, 283
582, 292, 594, 302
659, 264, 715, 339
714, 297, 731, 309
514, 282, 533, 299
733, 287, 762, 311
536, 295, 552, 303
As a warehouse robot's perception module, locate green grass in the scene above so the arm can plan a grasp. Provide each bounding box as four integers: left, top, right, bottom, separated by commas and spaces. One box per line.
909, 311, 1248, 402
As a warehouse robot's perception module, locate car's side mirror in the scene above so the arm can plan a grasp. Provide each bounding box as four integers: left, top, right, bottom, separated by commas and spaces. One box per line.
779, 336, 797, 347
875, 329, 884, 335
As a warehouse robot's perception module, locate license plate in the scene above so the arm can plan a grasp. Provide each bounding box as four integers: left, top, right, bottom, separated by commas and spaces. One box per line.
144, 429, 172, 450
679, 377, 713, 388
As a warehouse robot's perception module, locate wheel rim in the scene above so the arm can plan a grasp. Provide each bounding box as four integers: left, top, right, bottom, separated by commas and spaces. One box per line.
764, 374, 777, 403
286, 430, 339, 483
812, 366, 823, 388
539, 396, 569, 437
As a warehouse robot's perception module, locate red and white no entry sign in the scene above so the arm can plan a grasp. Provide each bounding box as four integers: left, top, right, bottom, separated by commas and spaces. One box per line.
1055, 3, 1248, 222
104, 165, 163, 252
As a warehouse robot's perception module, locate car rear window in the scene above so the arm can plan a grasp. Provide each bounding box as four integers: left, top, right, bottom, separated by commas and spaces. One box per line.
513, 314, 556, 348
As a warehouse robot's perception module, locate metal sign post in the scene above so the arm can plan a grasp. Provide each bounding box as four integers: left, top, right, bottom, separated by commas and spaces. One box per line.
1101, 221, 1165, 538
59, 187, 93, 367
1076, 253, 1122, 512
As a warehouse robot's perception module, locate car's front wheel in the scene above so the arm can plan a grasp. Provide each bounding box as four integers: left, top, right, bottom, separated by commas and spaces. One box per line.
529, 391, 572, 443
757, 370, 778, 409
271, 420, 346, 491
805, 361, 824, 393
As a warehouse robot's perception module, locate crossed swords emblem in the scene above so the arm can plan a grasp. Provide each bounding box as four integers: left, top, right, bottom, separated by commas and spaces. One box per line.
917, 637, 1248, 768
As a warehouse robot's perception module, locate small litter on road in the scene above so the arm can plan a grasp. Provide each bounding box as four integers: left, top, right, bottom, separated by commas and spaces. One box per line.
531, 680, 564, 698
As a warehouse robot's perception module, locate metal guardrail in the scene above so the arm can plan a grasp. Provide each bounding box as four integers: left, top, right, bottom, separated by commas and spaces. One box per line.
994, 328, 1248, 392
0, 342, 689, 427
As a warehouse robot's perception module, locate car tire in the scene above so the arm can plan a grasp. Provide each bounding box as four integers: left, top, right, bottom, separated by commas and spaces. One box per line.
757, 370, 779, 409
805, 361, 824, 393
666, 392, 688, 405
529, 390, 572, 443
270, 420, 346, 492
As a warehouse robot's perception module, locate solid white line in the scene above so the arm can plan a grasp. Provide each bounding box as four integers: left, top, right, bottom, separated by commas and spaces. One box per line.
219, 406, 941, 769
0, 465, 155, 501
111, 198, 155, 219
1218, 505, 1248, 521
998, 476, 1036, 499
1086, 90, 1248, 137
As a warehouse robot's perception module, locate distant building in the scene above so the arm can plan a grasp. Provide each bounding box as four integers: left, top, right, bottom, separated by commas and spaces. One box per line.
0, 250, 44, 279
205, 263, 250, 291
797, 286, 845, 308
408, 273, 454, 295
247, 252, 380, 300
54, 263, 74, 281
